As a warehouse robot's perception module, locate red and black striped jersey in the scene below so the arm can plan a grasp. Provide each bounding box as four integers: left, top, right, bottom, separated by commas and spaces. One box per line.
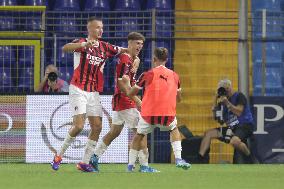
112, 53, 137, 111
70, 38, 120, 92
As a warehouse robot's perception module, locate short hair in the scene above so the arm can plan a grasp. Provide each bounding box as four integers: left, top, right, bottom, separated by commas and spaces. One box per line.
87, 16, 102, 23
45, 64, 58, 75
127, 32, 145, 42
154, 47, 168, 62
218, 78, 232, 88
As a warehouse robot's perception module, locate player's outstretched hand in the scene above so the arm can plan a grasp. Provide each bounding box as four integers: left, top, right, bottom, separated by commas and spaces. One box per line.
122, 75, 130, 82
81, 39, 97, 48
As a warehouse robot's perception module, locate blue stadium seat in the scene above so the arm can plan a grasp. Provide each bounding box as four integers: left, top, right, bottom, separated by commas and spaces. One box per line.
266, 12, 282, 37
251, 0, 264, 11
264, 0, 281, 11
53, 39, 74, 66
0, 17, 15, 31
0, 67, 13, 91
114, 18, 140, 37
18, 67, 34, 91
55, 16, 79, 36
59, 66, 73, 83
156, 17, 172, 37
253, 42, 282, 63
143, 41, 172, 70
25, 0, 46, 6
84, 0, 110, 11
115, 0, 141, 11
145, 16, 173, 38
146, 0, 172, 10
28, 16, 42, 31
18, 46, 34, 67
0, 0, 17, 6
23, 1, 46, 31
0, 46, 16, 67
54, 0, 80, 11
252, 10, 282, 38
253, 63, 284, 96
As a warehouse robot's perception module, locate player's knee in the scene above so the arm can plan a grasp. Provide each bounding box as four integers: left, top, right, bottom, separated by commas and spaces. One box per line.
134, 133, 145, 141
204, 130, 215, 139
230, 137, 241, 148
74, 123, 84, 132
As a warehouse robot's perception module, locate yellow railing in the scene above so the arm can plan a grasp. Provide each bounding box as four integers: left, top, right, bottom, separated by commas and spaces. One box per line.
0, 40, 41, 90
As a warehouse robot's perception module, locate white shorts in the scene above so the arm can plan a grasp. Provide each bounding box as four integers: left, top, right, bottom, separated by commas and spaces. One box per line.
137, 117, 177, 135
69, 84, 102, 117
112, 108, 140, 129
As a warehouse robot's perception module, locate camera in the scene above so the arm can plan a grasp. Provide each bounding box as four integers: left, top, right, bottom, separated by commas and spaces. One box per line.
224, 127, 233, 143
213, 87, 227, 124
217, 87, 227, 97
47, 72, 58, 82
213, 104, 225, 124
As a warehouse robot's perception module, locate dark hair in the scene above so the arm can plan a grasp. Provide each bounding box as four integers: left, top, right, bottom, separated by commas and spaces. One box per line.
87, 16, 102, 23
127, 32, 145, 42
154, 47, 168, 61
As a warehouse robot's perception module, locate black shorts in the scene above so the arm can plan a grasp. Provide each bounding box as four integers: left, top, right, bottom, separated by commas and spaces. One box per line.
216, 123, 253, 143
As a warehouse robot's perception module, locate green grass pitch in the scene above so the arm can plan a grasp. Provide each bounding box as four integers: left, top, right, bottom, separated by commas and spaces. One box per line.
0, 164, 284, 189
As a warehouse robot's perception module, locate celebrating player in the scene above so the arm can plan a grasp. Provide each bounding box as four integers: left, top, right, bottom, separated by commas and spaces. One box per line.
89, 32, 157, 172
122, 47, 191, 172
51, 17, 129, 172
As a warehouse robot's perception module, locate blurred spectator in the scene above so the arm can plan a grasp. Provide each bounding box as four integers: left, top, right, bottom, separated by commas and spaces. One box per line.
35, 64, 69, 92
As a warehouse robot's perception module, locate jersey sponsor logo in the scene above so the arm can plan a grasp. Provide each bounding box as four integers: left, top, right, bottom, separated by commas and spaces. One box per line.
86, 53, 105, 66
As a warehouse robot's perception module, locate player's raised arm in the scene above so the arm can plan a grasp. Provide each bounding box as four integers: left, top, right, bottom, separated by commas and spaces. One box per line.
62, 39, 93, 52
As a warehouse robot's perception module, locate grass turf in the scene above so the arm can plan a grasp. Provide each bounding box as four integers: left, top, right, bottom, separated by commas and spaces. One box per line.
0, 164, 283, 189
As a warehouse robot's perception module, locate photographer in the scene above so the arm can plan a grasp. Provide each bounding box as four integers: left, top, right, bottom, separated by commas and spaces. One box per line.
35, 64, 69, 93
198, 79, 254, 163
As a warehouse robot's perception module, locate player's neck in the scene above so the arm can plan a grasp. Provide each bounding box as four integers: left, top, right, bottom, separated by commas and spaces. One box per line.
126, 49, 136, 60
154, 62, 166, 68
88, 36, 98, 41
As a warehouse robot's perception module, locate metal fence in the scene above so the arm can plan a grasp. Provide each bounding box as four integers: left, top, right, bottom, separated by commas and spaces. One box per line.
1, 6, 284, 163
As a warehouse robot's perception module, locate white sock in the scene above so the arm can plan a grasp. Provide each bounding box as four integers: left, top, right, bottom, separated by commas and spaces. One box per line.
138, 148, 149, 166
59, 133, 75, 156
82, 139, 97, 164
171, 141, 182, 160
93, 141, 108, 158
129, 149, 139, 165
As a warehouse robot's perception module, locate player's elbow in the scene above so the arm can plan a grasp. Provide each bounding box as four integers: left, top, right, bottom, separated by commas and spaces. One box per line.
235, 110, 242, 117
126, 91, 133, 97
62, 44, 74, 53
62, 45, 69, 53
176, 93, 182, 103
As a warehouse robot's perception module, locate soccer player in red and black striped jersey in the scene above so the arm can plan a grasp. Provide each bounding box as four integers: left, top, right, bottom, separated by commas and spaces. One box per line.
51, 17, 129, 172
89, 32, 150, 172
122, 47, 191, 172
